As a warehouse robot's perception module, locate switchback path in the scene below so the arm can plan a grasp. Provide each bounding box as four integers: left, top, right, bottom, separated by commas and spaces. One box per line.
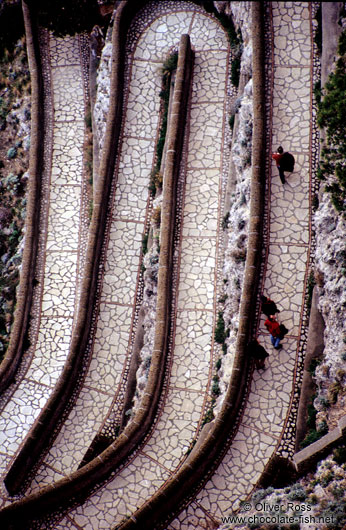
0, 2, 319, 529
168, 2, 318, 528
0, 32, 90, 505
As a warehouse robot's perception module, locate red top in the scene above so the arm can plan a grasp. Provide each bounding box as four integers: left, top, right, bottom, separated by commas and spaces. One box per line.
264, 318, 281, 337
272, 153, 283, 166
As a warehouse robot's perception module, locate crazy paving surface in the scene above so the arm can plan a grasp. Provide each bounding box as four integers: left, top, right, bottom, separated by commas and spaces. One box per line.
0, 33, 89, 503
53, 0, 231, 527
168, 2, 317, 528
0, 1, 318, 529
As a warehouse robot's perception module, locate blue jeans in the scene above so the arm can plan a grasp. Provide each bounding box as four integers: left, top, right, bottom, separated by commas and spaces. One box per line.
271, 335, 280, 348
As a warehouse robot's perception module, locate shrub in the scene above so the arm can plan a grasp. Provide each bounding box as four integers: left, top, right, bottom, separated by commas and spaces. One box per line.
7, 147, 17, 159
29, 0, 101, 37
314, 4, 322, 55
300, 422, 328, 449
231, 56, 241, 88
142, 233, 149, 255
317, 29, 346, 216
149, 169, 163, 195
308, 358, 322, 377
251, 487, 274, 505
215, 311, 226, 344
152, 206, 161, 228
161, 52, 178, 76
334, 446, 346, 465
287, 485, 307, 501
211, 376, 220, 396
327, 381, 342, 404
222, 211, 230, 230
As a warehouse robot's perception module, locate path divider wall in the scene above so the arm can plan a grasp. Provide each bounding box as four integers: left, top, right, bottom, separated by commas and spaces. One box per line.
0, 28, 194, 528
0, 1, 44, 394
116, 3, 266, 528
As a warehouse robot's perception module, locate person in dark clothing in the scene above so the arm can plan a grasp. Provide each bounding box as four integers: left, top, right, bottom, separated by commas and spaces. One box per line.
260, 295, 279, 318
247, 339, 269, 369
272, 145, 286, 184
272, 146, 295, 184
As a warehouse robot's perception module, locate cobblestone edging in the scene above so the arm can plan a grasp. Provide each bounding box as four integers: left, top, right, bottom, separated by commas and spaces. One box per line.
3, 27, 91, 500
0, 22, 193, 528
256, 4, 320, 488
0, 0, 43, 393
117, 3, 265, 528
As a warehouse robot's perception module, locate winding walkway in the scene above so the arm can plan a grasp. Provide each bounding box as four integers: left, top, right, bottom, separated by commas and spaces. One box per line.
0, 1, 318, 529
168, 2, 317, 527
0, 32, 89, 503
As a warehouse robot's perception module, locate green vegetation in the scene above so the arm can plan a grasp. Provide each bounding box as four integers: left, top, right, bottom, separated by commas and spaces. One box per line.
83, 103, 93, 223
0, 3, 25, 59
211, 375, 220, 397
142, 233, 149, 256
0, 8, 30, 362
149, 51, 178, 197
317, 30, 346, 217
151, 206, 161, 228
27, 0, 101, 37
214, 311, 226, 344
222, 211, 230, 230
308, 358, 322, 377
333, 445, 346, 465
300, 421, 328, 449
314, 4, 322, 55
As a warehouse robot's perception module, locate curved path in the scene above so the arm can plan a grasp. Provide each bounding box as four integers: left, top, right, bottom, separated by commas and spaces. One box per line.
0, 1, 318, 529
29, 0, 229, 517
167, 2, 318, 527
0, 32, 90, 502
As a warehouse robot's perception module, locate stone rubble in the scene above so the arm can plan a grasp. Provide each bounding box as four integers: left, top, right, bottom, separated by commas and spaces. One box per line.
313, 192, 346, 429
213, 4, 253, 417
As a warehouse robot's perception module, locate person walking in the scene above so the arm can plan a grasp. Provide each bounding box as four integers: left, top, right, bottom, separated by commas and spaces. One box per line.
264, 314, 282, 349
246, 339, 269, 370
260, 294, 280, 318
272, 146, 286, 184
272, 146, 295, 185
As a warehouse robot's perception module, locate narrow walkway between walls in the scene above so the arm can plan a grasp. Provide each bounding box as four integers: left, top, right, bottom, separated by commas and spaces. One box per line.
0, 33, 90, 505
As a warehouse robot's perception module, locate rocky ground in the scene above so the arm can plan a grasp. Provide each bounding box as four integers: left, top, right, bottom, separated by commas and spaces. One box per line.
0, 34, 30, 362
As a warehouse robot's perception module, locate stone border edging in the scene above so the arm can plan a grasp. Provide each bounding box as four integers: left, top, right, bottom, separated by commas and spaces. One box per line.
0, 26, 193, 528
295, 286, 325, 450
116, 3, 266, 529
0, 1, 43, 394
4, 0, 135, 496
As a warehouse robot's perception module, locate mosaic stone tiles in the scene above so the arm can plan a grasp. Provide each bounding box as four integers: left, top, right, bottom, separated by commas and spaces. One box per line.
56, 2, 229, 527
0, 33, 87, 500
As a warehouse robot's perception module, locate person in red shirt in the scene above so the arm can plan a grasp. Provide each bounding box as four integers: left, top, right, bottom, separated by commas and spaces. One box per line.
272, 145, 286, 184
264, 314, 282, 349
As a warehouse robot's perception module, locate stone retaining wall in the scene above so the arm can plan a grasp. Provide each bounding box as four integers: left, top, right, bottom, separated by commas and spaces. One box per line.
293, 414, 346, 475
0, 16, 194, 528
0, 1, 43, 394
117, 3, 266, 528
